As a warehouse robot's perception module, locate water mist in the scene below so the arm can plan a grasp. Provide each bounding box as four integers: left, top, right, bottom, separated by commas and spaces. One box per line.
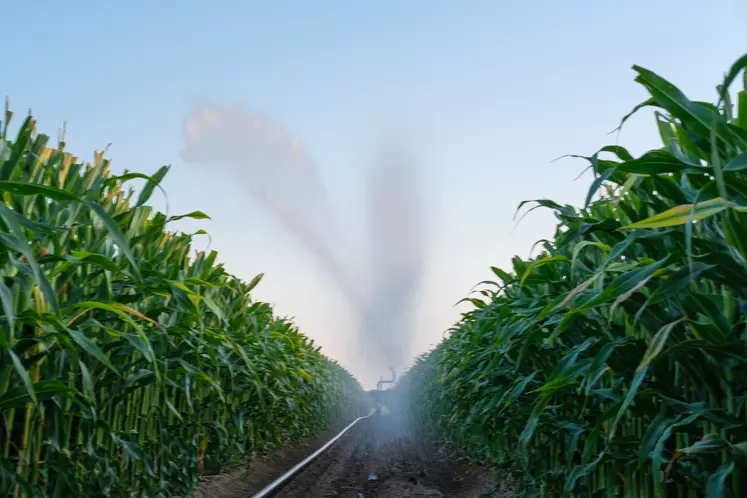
179, 102, 426, 386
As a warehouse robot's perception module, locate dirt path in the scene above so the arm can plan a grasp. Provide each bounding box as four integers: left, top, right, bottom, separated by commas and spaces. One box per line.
274, 414, 510, 498
194, 412, 512, 498
193, 427, 341, 498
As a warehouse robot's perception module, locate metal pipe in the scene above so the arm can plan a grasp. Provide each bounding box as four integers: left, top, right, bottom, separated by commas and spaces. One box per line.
376, 368, 396, 391
251, 412, 374, 498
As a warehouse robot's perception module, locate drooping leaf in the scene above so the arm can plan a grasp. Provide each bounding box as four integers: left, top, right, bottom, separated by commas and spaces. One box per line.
623, 198, 730, 229
136, 165, 169, 207
67, 328, 118, 375
707, 461, 735, 498
0, 181, 80, 201
167, 211, 210, 222
0, 380, 73, 409
9, 349, 36, 405
84, 200, 140, 277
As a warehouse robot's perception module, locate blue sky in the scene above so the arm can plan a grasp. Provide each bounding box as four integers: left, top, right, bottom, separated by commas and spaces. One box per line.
4, 0, 746, 386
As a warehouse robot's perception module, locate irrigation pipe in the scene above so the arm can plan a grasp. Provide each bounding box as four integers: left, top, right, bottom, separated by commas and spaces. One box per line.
251, 411, 375, 498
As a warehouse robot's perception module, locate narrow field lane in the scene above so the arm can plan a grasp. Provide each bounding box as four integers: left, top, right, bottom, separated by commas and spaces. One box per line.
275, 413, 508, 498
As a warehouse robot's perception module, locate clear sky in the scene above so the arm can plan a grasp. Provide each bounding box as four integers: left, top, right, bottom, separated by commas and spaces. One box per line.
4, 0, 746, 387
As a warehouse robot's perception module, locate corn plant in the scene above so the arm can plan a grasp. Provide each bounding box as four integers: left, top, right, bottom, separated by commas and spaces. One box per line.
401, 55, 747, 497
0, 105, 368, 497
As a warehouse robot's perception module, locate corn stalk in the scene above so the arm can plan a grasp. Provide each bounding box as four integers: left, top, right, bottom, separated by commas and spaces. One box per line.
0, 104, 368, 497
401, 55, 747, 498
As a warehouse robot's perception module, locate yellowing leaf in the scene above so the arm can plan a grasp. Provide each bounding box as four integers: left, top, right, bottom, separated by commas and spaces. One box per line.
623, 198, 730, 229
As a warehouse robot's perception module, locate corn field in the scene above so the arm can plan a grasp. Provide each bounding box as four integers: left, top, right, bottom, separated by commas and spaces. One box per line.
401, 55, 747, 497
0, 104, 367, 497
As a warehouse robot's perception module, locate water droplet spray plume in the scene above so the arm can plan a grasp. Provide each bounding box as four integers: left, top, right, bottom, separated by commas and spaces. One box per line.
363, 142, 425, 374
179, 104, 426, 385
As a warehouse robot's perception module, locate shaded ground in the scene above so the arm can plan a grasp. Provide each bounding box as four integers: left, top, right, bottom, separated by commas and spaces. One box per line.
194, 410, 513, 498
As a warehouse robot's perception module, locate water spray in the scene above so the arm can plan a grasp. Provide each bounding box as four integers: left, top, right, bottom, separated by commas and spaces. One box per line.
179, 103, 427, 386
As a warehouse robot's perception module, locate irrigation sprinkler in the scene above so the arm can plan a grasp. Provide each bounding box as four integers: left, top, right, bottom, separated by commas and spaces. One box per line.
376, 367, 396, 391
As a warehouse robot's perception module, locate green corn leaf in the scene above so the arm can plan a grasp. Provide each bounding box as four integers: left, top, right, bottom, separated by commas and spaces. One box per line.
499, 372, 537, 409
115, 437, 145, 461
723, 151, 747, 171
165, 399, 183, 421
633, 66, 720, 140
519, 256, 569, 287
718, 52, 747, 104
47, 251, 121, 278
584, 168, 616, 208
638, 410, 671, 467
598, 144, 634, 162
640, 319, 684, 369
184, 277, 218, 287
584, 338, 634, 396
84, 200, 140, 278
136, 165, 169, 207
9, 349, 36, 405
246, 273, 264, 293
78, 360, 96, 402
0, 380, 72, 409
611, 97, 656, 134
576, 256, 670, 312
0, 203, 59, 313
67, 328, 118, 375
0, 181, 81, 201
64, 302, 156, 367
201, 295, 228, 323
609, 272, 655, 317
105, 172, 153, 184
646, 263, 714, 305
677, 436, 731, 455
535, 358, 591, 394
167, 211, 211, 222
707, 461, 735, 498
565, 452, 604, 495
737, 90, 747, 130
0, 272, 14, 334
723, 209, 747, 263
560, 274, 597, 308
617, 150, 695, 175
0, 115, 32, 180
609, 319, 684, 440
651, 414, 700, 490
623, 197, 731, 229
661, 395, 741, 430
519, 395, 550, 448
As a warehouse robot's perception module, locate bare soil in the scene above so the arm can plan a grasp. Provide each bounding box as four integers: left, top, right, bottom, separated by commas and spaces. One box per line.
193, 427, 340, 498
193, 412, 513, 498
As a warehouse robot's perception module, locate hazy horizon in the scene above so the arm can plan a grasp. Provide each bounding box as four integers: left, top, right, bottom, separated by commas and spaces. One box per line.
4, 0, 746, 388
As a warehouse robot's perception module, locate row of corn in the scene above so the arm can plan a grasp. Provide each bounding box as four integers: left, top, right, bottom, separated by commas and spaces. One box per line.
399, 55, 747, 497
0, 105, 367, 497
